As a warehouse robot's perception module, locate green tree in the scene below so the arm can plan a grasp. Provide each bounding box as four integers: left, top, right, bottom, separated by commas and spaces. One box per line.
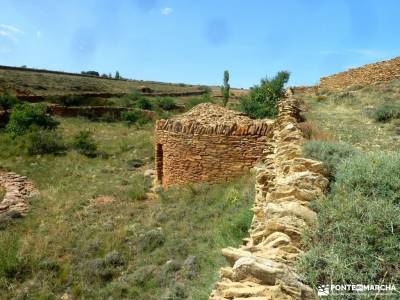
220, 70, 230, 107
115, 71, 120, 80
239, 71, 290, 118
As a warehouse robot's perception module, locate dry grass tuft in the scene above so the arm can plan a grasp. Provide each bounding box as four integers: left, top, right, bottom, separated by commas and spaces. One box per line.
298, 121, 335, 141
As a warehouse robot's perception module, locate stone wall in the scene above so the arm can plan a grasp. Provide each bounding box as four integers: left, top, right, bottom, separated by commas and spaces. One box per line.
47, 105, 155, 120
0, 171, 38, 225
155, 128, 271, 187
290, 86, 318, 95
320, 56, 400, 90
155, 103, 274, 187
209, 95, 328, 299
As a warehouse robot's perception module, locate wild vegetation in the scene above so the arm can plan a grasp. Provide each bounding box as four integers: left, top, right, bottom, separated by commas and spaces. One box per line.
0, 68, 201, 97
220, 70, 230, 107
297, 79, 400, 298
239, 71, 290, 119
0, 90, 253, 299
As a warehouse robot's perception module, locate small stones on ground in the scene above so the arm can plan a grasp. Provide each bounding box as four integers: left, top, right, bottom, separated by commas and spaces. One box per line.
95, 195, 115, 205
0, 171, 38, 225
144, 169, 156, 177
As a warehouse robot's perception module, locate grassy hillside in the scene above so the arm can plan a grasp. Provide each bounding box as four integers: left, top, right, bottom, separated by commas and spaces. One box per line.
301, 80, 400, 151
296, 80, 400, 298
0, 115, 254, 299
0, 68, 202, 97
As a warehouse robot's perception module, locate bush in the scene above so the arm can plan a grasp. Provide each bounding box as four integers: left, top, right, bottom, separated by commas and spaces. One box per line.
239, 71, 290, 119
298, 192, 400, 289
138, 228, 165, 252
186, 94, 214, 110
371, 104, 400, 122
57, 95, 86, 106
334, 151, 400, 203
128, 174, 151, 201
72, 131, 98, 157
156, 97, 177, 111
121, 110, 151, 127
238, 96, 271, 119
0, 91, 20, 110
298, 122, 334, 141
6, 103, 59, 138
298, 151, 400, 289
302, 141, 359, 177
24, 128, 66, 155
135, 97, 153, 110
120, 92, 145, 108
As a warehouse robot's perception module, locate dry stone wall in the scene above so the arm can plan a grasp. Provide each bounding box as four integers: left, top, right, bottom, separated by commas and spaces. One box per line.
209, 95, 329, 299
0, 171, 38, 223
47, 105, 155, 120
155, 131, 270, 186
155, 103, 274, 187
320, 56, 400, 90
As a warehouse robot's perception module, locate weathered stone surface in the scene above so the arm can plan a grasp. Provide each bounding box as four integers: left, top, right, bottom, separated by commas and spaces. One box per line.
0, 171, 38, 224
209, 94, 329, 300
320, 56, 400, 90
155, 103, 274, 187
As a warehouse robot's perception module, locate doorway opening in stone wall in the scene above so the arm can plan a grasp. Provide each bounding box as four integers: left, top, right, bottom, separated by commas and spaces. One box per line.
156, 143, 163, 184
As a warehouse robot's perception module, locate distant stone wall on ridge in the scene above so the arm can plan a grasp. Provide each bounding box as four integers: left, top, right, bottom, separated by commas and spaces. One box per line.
320, 56, 400, 90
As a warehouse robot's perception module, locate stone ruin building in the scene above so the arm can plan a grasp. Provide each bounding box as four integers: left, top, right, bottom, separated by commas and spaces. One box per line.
154, 103, 274, 187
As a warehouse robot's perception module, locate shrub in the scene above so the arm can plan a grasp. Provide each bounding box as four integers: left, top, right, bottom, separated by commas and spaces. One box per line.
120, 92, 145, 108
6, 103, 59, 138
302, 141, 359, 177
298, 122, 334, 141
121, 110, 151, 127
238, 96, 271, 119
57, 95, 86, 106
135, 97, 153, 110
239, 71, 290, 119
156, 97, 177, 111
72, 131, 98, 157
138, 228, 165, 252
198, 85, 212, 93
298, 192, 400, 289
186, 94, 214, 110
298, 151, 400, 289
334, 151, 400, 203
0, 91, 20, 110
24, 128, 66, 155
128, 174, 151, 201
371, 104, 400, 122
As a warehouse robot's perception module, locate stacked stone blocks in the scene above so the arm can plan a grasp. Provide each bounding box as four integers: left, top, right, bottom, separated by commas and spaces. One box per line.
209, 95, 329, 299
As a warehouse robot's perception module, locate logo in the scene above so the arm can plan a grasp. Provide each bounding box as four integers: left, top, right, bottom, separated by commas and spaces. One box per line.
317, 285, 330, 296
316, 284, 398, 297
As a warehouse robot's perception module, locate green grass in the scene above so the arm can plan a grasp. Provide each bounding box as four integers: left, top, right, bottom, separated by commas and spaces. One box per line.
0, 117, 254, 299
298, 80, 400, 299
302, 79, 400, 151
0, 186, 5, 200
298, 152, 400, 298
0, 68, 200, 97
